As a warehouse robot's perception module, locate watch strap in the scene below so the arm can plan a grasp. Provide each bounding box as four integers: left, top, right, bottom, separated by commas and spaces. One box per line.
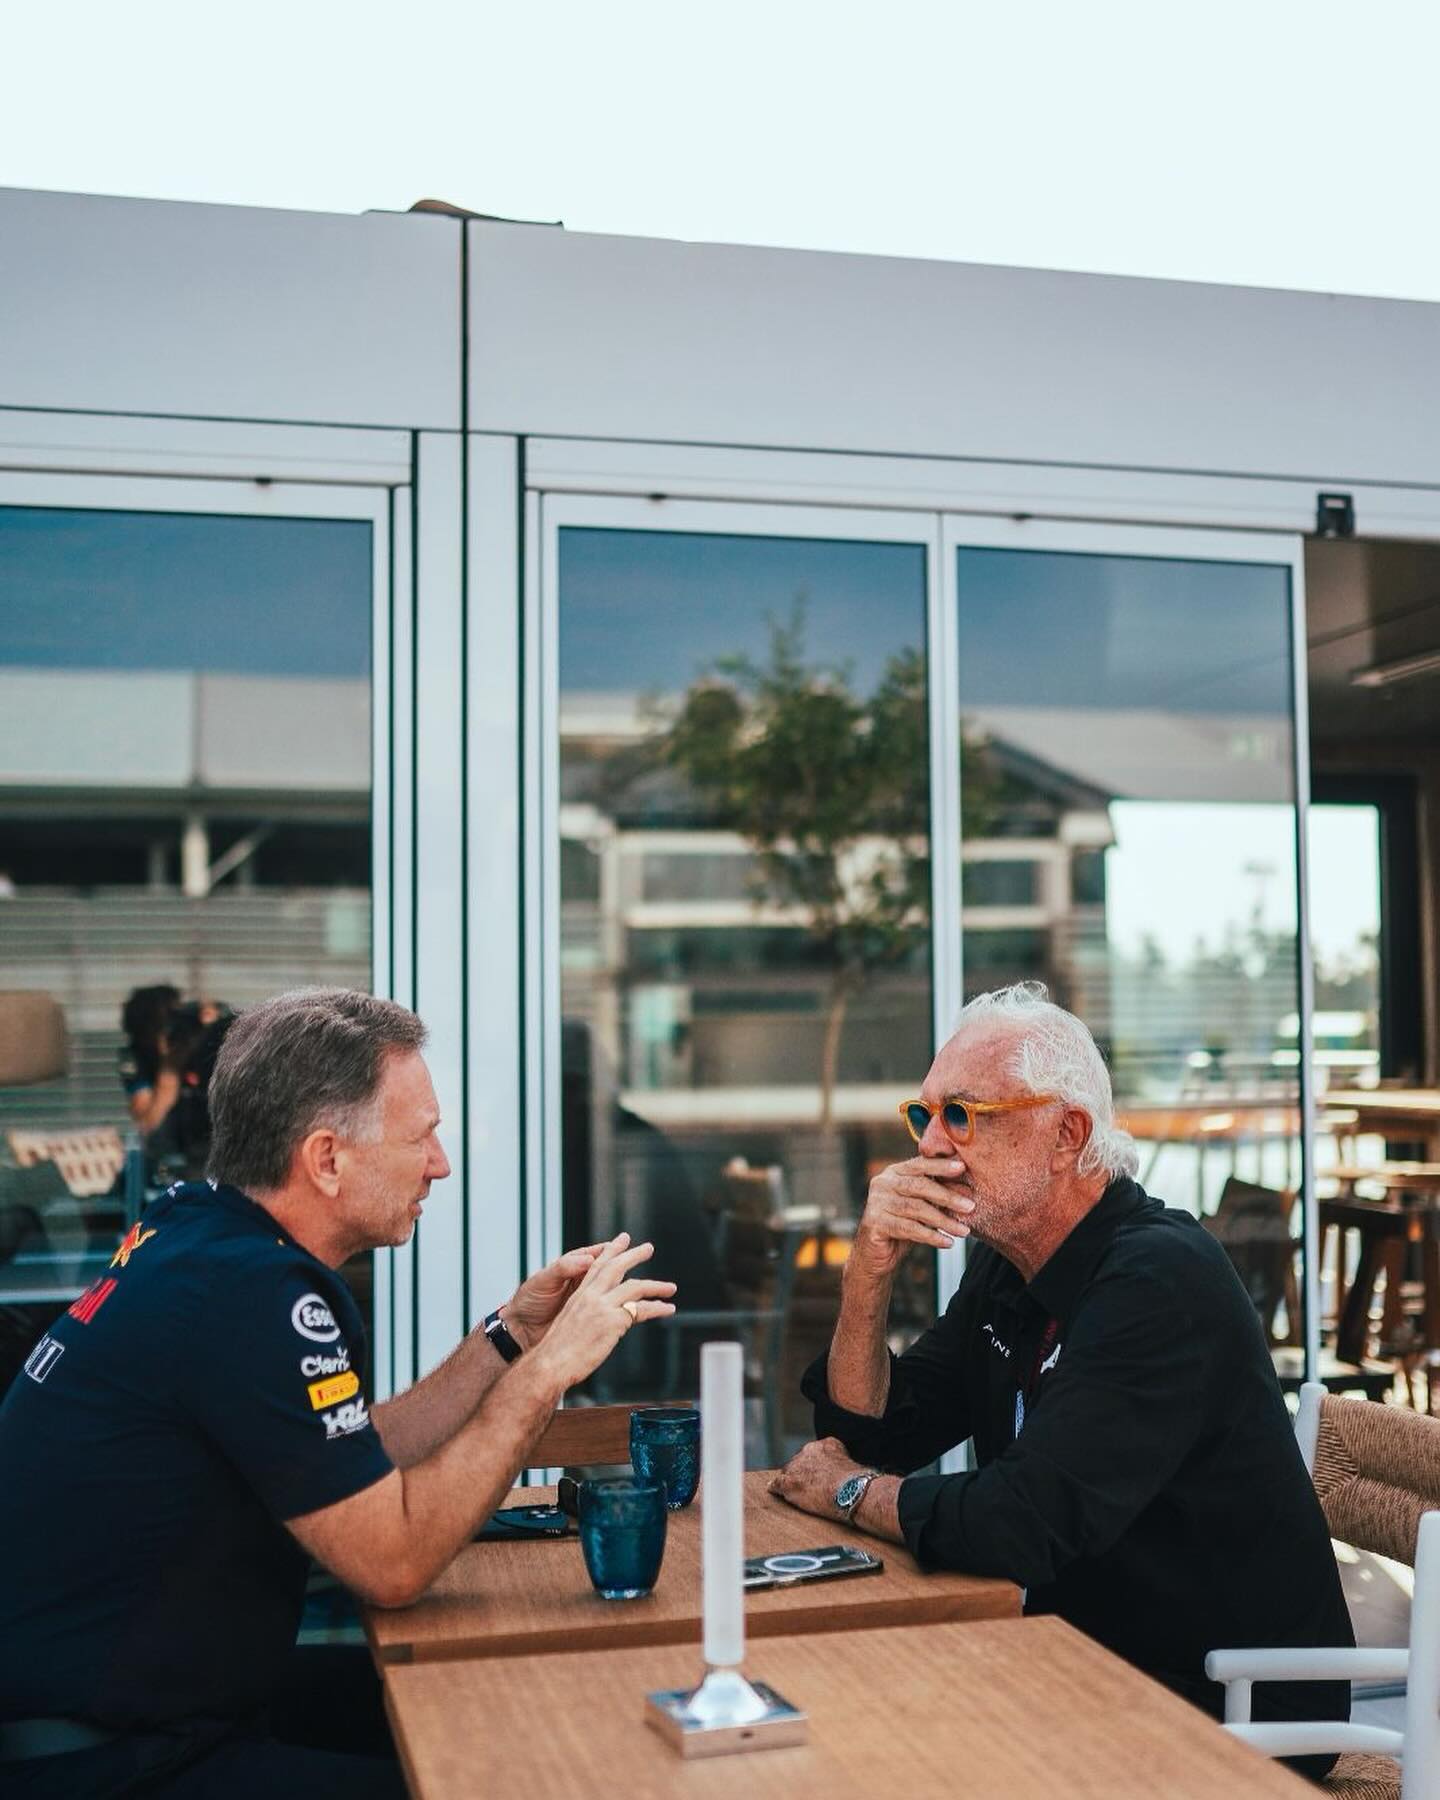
483, 1307, 523, 1363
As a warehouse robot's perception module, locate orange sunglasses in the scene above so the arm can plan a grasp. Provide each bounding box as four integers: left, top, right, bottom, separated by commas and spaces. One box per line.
898, 1092, 1058, 1145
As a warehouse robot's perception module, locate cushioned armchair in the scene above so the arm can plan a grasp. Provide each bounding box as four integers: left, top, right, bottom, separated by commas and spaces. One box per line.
1206, 1384, 1440, 1799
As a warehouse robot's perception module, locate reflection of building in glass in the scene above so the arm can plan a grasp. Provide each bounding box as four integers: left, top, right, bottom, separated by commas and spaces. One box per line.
560, 691, 1119, 1130
0, 668, 370, 1133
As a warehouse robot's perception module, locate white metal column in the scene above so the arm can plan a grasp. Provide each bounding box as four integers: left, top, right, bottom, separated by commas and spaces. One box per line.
411, 431, 468, 1376
465, 435, 525, 1324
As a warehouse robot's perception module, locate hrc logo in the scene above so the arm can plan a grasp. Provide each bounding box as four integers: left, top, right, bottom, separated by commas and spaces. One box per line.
110, 1223, 157, 1269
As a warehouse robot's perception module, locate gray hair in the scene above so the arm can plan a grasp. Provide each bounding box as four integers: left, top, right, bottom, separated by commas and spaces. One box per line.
954, 982, 1138, 1180
208, 988, 427, 1194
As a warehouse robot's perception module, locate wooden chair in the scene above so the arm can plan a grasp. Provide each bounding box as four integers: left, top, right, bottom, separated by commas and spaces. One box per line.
528, 1403, 636, 1470
1203, 1175, 1301, 1346
1206, 1385, 1440, 1798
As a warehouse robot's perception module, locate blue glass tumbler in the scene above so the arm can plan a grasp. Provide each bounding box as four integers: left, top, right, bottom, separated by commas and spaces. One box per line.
578, 1478, 667, 1600
629, 1406, 701, 1510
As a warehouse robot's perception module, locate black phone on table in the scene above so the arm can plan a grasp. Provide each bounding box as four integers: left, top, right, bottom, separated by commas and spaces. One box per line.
742, 1545, 883, 1588
474, 1503, 573, 1541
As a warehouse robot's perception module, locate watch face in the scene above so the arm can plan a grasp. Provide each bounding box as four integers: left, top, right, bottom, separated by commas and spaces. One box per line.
835, 1475, 865, 1512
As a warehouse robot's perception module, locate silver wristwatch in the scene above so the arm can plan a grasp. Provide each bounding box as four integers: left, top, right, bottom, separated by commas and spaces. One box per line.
834, 1468, 881, 1521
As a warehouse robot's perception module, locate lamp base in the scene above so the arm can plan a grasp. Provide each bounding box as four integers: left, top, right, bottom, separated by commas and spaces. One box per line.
645, 1665, 807, 1758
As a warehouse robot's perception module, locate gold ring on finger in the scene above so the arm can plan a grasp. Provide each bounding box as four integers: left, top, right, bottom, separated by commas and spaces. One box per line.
622, 1300, 640, 1324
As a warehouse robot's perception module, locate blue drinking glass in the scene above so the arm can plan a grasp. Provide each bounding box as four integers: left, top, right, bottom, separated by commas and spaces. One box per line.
630, 1406, 701, 1510
578, 1478, 667, 1600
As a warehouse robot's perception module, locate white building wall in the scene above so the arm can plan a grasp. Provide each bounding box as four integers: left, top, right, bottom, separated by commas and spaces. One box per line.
468, 220, 1440, 488
0, 187, 461, 429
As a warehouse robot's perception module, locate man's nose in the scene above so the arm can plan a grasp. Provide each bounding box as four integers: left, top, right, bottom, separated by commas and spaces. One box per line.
919, 1116, 954, 1159
429, 1136, 452, 1181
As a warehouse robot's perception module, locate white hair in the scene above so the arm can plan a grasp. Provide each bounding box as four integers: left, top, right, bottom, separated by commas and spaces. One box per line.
952, 982, 1139, 1181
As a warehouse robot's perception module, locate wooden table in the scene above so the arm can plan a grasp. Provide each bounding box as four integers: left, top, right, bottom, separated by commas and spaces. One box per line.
365, 1470, 1019, 1666
1117, 1103, 1311, 1208
1319, 1164, 1440, 1375
1325, 1090, 1440, 1161
383, 1616, 1310, 1799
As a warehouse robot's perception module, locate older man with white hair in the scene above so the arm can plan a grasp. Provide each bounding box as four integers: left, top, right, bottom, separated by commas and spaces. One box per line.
771, 982, 1351, 1779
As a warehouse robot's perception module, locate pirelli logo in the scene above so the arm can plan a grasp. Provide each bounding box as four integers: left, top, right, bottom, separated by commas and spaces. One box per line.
307, 1370, 360, 1411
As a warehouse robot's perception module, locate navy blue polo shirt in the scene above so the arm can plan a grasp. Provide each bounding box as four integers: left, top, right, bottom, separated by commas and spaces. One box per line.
0, 1181, 394, 1731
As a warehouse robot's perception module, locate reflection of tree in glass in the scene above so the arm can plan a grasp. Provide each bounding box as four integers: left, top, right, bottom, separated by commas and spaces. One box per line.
661, 603, 932, 1128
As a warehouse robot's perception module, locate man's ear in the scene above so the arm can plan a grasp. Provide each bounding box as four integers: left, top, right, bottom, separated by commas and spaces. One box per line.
1052, 1105, 1092, 1172
297, 1128, 342, 1198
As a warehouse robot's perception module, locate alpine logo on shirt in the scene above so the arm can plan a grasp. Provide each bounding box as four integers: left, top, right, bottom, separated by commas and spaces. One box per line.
980, 1321, 1012, 1359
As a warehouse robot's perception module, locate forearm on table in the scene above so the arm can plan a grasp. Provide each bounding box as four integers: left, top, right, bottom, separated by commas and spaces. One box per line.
372, 1322, 516, 1468
385, 1354, 567, 1600
851, 1473, 905, 1545
826, 1265, 895, 1417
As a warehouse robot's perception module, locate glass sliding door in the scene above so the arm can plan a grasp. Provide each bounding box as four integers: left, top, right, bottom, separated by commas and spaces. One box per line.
538, 498, 938, 1460
0, 475, 388, 1388
945, 517, 1319, 1373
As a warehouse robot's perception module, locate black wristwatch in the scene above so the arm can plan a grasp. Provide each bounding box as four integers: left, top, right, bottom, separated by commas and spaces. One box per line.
483, 1307, 523, 1364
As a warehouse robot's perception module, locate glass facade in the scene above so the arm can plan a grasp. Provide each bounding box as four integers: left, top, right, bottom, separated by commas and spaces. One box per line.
0, 504, 373, 1373
556, 525, 933, 1455
955, 542, 1313, 1349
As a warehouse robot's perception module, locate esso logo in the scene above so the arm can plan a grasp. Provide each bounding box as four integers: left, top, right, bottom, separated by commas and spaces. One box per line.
291, 1294, 340, 1343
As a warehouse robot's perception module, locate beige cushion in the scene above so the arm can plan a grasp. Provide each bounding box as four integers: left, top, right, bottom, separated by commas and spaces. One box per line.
0, 991, 67, 1085
1315, 1394, 1440, 1564
1323, 1750, 1402, 1800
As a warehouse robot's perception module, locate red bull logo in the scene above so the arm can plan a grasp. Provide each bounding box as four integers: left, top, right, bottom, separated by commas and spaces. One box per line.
110, 1223, 157, 1269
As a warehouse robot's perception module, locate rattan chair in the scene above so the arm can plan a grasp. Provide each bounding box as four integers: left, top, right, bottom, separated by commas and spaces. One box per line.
1206, 1384, 1440, 1799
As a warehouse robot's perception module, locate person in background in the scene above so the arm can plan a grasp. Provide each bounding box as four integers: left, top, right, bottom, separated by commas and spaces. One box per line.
145, 1002, 236, 1181
117, 984, 181, 1133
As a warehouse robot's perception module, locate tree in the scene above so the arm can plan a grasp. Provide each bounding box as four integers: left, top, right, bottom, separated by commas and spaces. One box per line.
662, 604, 932, 1130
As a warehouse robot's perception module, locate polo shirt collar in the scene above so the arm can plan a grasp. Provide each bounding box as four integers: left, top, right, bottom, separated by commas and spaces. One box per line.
1024, 1176, 1147, 1317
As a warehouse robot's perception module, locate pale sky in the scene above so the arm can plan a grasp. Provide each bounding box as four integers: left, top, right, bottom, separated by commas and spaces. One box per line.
1106, 802, 1379, 970
6, 0, 1440, 301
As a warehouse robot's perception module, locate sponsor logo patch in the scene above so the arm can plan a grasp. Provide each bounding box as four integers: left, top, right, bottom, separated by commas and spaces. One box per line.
291, 1294, 340, 1343
110, 1223, 157, 1269
68, 1278, 117, 1324
24, 1335, 65, 1383
321, 1399, 370, 1439
307, 1370, 360, 1411
300, 1350, 351, 1379
980, 1321, 1012, 1359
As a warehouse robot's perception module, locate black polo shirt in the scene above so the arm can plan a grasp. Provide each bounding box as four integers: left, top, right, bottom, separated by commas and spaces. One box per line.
0, 1181, 393, 1731
804, 1178, 1352, 1732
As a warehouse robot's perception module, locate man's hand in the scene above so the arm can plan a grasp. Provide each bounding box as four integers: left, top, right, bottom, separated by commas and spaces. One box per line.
502, 1243, 607, 1352
768, 1437, 863, 1521
850, 1155, 975, 1281
528, 1233, 677, 1391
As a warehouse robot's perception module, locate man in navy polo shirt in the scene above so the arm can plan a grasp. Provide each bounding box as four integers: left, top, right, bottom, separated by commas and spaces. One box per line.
0, 988, 676, 1797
